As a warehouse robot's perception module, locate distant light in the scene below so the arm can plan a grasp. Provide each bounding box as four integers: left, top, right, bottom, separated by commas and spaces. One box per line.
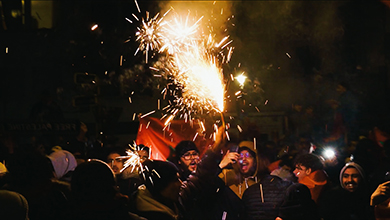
5, 47, 8, 53
235, 73, 247, 88
91, 24, 98, 31
323, 148, 336, 160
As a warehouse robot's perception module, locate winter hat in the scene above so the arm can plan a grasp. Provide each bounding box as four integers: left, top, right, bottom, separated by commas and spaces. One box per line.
0, 190, 29, 220
339, 162, 365, 189
48, 150, 77, 179
175, 141, 199, 158
140, 160, 179, 196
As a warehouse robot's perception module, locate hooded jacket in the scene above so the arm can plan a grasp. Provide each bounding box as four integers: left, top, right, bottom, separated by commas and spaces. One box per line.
48, 149, 77, 180
318, 162, 371, 220
219, 141, 258, 198
339, 162, 365, 190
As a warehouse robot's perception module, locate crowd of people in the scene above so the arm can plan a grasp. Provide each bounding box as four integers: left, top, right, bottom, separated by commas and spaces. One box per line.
1, 81, 390, 220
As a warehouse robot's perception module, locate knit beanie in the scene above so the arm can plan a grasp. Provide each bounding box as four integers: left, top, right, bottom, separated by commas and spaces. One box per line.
339, 162, 365, 189
140, 160, 179, 196
175, 141, 199, 158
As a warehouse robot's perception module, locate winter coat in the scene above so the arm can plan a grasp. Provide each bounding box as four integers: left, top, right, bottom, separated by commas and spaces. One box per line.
219, 141, 259, 198
133, 149, 225, 220
242, 175, 292, 220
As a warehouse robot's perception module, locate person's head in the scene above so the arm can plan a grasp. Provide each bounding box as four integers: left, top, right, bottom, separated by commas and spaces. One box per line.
296, 135, 312, 153
293, 153, 324, 182
339, 162, 365, 193
278, 183, 318, 220
48, 149, 77, 180
175, 141, 200, 173
0, 190, 29, 220
106, 147, 127, 175
140, 160, 182, 201
137, 145, 150, 163
238, 141, 258, 177
71, 159, 117, 201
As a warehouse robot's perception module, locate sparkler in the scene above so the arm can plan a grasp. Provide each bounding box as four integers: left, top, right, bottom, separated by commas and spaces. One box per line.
130, 5, 229, 121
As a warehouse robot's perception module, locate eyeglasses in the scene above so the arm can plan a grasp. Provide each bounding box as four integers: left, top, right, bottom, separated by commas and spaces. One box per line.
239, 152, 252, 159
182, 152, 199, 160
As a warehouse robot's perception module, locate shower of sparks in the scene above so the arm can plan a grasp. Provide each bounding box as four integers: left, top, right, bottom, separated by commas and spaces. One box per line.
132, 12, 166, 63
131, 5, 229, 120
119, 142, 154, 173
118, 151, 140, 173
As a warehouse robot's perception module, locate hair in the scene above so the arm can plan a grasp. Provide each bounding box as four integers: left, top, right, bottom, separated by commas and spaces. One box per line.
140, 160, 179, 197
256, 153, 271, 178
106, 146, 128, 158
294, 153, 324, 172
138, 144, 150, 154
175, 141, 199, 161
71, 159, 117, 201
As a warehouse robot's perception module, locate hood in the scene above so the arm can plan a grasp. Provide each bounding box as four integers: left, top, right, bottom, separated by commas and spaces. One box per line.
48, 150, 77, 179
238, 141, 257, 155
136, 185, 178, 219
339, 162, 365, 190
300, 170, 328, 189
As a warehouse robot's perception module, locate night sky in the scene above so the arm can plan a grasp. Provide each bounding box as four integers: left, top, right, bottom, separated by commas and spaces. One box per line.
1, 0, 390, 129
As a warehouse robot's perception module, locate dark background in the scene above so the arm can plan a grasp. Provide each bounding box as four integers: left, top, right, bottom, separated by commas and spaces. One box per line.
1, 0, 390, 142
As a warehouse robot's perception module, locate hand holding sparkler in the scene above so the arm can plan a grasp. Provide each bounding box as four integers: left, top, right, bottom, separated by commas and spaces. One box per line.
212, 125, 227, 153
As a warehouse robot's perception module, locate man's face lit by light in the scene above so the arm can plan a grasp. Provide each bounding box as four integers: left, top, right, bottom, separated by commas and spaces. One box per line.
107, 153, 124, 175
342, 167, 361, 193
293, 164, 311, 182
179, 150, 200, 172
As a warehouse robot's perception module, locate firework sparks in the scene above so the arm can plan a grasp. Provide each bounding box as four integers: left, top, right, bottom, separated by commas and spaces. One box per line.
131, 5, 229, 118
